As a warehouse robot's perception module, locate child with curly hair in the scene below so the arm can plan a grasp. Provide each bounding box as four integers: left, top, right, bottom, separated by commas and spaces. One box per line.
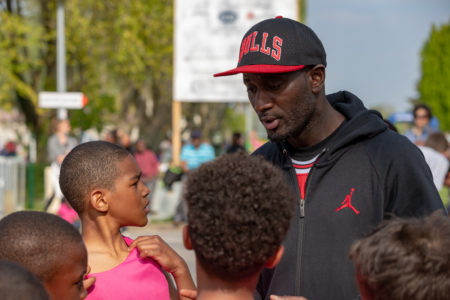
182, 153, 298, 300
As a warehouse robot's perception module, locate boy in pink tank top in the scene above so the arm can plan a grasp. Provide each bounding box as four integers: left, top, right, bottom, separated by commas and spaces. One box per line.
60, 141, 195, 300
182, 153, 298, 300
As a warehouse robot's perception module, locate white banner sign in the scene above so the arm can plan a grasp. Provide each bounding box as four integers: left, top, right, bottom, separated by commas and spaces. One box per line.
174, 0, 298, 102
38, 92, 88, 109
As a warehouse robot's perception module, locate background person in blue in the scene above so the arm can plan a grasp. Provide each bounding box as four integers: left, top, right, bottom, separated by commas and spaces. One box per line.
174, 130, 215, 225
180, 130, 215, 172
404, 104, 437, 146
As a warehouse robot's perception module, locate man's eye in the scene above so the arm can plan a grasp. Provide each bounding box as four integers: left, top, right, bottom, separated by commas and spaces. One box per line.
246, 86, 256, 94
267, 83, 282, 91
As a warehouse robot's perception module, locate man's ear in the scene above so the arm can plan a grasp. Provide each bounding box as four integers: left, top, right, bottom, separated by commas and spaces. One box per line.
309, 64, 325, 93
90, 190, 108, 212
182, 225, 193, 250
264, 245, 284, 269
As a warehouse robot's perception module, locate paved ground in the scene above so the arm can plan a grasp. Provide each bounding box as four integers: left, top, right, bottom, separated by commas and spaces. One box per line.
123, 220, 197, 284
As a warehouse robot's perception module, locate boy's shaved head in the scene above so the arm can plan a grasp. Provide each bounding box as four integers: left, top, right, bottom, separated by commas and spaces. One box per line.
184, 153, 296, 280
60, 140, 131, 214
0, 259, 49, 300
0, 211, 84, 282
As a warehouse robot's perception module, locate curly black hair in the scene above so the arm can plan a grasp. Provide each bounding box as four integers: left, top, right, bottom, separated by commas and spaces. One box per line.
184, 152, 296, 281
59, 140, 130, 214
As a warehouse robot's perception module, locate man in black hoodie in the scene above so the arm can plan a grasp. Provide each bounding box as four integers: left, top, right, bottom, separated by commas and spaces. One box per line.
214, 17, 445, 300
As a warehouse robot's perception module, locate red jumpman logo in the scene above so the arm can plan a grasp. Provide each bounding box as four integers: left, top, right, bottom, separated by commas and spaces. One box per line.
335, 188, 360, 214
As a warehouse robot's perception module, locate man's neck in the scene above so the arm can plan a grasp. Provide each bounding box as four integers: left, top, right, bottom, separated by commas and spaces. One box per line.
288, 97, 345, 148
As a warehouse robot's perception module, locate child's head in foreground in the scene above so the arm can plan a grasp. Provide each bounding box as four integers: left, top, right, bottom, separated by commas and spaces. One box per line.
0, 259, 49, 300
0, 211, 88, 300
349, 211, 450, 300
183, 153, 296, 282
59, 140, 150, 227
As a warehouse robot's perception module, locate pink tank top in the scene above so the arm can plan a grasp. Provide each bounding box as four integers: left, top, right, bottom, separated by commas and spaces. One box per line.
86, 236, 170, 300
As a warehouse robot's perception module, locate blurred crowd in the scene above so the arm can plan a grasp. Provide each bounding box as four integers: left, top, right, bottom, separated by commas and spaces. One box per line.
0, 103, 449, 216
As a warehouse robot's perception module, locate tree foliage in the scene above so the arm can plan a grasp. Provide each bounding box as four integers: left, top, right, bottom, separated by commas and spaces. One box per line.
418, 21, 450, 131
0, 5, 45, 129
0, 0, 176, 156
1, 0, 246, 159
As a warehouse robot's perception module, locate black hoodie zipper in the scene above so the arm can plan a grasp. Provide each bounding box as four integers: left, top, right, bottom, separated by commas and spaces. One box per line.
282, 147, 304, 296
282, 145, 327, 296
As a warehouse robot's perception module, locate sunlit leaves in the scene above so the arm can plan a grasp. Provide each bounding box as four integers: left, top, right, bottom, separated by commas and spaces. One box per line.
419, 21, 450, 131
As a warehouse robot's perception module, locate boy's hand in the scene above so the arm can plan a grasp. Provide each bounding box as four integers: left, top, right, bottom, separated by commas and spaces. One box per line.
128, 235, 186, 276
128, 235, 196, 300
179, 288, 197, 300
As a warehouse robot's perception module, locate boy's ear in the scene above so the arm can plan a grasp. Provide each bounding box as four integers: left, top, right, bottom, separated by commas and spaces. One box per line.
90, 190, 109, 212
264, 245, 284, 269
182, 225, 193, 250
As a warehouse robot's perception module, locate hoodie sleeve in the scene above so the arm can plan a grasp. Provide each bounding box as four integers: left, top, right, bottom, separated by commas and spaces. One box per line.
380, 133, 446, 218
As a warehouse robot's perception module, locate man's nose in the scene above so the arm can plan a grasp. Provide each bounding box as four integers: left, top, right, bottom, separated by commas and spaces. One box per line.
253, 91, 273, 112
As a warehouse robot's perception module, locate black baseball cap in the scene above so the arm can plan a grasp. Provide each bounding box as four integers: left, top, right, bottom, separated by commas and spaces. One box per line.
214, 16, 326, 77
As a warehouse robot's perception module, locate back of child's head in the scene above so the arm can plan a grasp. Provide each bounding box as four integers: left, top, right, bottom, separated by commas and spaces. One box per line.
349, 211, 450, 300
425, 132, 449, 153
184, 152, 296, 281
0, 210, 88, 299
0, 259, 49, 300
60, 140, 131, 214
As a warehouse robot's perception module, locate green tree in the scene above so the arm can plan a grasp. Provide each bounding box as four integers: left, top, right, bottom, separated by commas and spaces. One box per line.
1, 0, 175, 154
0, 6, 46, 132
1, 0, 245, 158
418, 21, 450, 131
64, 1, 175, 148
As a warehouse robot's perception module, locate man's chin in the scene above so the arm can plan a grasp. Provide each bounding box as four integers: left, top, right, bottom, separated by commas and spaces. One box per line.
267, 131, 286, 143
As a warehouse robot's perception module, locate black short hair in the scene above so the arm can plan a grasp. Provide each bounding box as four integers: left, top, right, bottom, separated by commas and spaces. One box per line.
184, 153, 296, 281
60, 141, 131, 214
0, 259, 49, 300
349, 211, 450, 300
0, 211, 84, 283
413, 103, 432, 119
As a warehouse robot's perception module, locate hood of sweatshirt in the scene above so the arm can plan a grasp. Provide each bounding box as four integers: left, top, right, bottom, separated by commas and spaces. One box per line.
315, 90, 387, 166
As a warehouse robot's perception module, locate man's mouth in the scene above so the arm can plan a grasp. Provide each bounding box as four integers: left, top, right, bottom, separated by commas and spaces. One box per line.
261, 117, 279, 131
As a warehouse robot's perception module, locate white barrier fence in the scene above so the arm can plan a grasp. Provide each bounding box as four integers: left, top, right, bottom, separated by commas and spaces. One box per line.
0, 156, 26, 218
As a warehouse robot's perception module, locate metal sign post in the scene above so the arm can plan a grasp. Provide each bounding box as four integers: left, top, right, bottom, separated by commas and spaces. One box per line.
57, 0, 67, 120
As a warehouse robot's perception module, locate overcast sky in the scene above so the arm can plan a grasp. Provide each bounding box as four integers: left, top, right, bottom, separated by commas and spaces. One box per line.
307, 0, 449, 113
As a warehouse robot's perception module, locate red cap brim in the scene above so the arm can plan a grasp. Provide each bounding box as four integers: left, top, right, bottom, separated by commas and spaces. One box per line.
214, 64, 305, 77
